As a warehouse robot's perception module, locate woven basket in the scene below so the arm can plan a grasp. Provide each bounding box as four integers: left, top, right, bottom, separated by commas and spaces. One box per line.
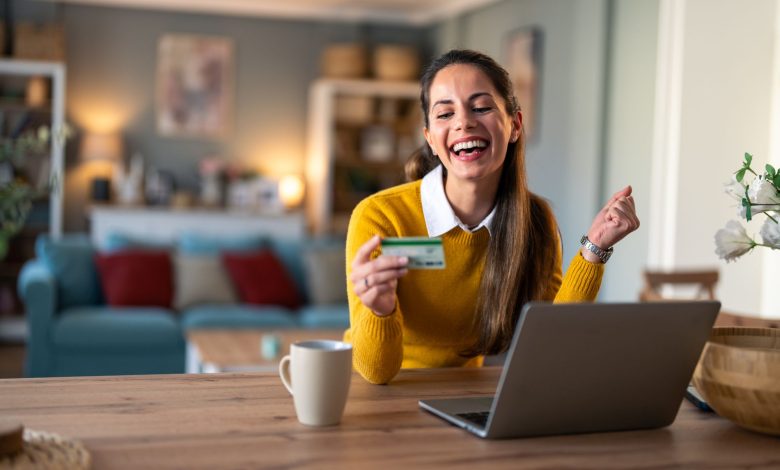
0, 429, 90, 470
321, 44, 368, 79
373, 45, 420, 81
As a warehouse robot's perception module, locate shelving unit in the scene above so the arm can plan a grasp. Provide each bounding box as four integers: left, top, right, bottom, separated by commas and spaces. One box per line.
305, 78, 423, 235
0, 59, 66, 237
0, 59, 66, 316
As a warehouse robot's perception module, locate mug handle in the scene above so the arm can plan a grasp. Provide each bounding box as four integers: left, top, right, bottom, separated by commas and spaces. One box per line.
279, 355, 293, 395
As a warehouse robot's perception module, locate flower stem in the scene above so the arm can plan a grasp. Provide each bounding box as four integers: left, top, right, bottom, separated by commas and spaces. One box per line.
754, 242, 780, 249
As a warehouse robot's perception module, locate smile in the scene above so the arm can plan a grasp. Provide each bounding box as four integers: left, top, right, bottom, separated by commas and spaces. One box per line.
448, 139, 489, 161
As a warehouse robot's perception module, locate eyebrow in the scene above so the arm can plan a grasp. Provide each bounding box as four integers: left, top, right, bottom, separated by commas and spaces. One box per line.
431, 92, 493, 109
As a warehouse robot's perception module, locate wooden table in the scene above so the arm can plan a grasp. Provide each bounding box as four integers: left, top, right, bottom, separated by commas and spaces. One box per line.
186, 329, 345, 373
1, 368, 779, 469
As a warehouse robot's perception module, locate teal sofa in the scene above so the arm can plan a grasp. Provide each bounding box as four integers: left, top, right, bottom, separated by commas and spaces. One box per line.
18, 234, 349, 377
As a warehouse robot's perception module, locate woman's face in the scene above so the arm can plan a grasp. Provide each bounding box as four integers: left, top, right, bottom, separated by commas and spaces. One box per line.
424, 64, 521, 187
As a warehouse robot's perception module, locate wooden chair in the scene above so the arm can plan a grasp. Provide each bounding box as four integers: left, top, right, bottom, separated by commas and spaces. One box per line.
639, 269, 719, 301
639, 269, 778, 328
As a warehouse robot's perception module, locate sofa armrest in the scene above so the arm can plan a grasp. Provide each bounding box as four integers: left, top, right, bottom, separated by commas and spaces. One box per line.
18, 259, 57, 377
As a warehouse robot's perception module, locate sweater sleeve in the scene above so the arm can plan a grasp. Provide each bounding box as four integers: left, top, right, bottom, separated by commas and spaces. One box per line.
554, 252, 604, 302
542, 230, 605, 302
344, 198, 404, 384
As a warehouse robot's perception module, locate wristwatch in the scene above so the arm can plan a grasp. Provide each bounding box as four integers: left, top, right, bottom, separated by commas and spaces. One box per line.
580, 235, 613, 263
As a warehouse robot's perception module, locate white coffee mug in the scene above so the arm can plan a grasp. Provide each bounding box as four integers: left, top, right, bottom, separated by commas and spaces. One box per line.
279, 340, 353, 426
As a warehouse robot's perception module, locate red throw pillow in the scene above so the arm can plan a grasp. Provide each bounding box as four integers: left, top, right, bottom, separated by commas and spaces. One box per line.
95, 250, 173, 308
222, 250, 300, 309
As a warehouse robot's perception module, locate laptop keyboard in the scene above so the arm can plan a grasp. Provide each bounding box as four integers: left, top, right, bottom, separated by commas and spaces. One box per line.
456, 411, 489, 427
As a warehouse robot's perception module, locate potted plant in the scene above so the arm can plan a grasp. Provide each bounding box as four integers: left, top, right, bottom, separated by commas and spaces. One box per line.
715, 152, 780, 261
0, 125, 62, 259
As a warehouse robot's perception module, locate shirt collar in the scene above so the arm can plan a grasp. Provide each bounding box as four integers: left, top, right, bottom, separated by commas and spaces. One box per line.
420, 164, 496, 237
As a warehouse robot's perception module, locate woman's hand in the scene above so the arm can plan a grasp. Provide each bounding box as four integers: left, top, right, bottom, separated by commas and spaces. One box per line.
583, 185, 640, 262
350, 235, 409, 316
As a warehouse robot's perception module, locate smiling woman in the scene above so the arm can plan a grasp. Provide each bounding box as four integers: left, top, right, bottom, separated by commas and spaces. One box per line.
342, 49, 640, 385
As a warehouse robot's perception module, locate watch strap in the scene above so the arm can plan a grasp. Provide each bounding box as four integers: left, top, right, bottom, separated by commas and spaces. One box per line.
580, 235, 613, 263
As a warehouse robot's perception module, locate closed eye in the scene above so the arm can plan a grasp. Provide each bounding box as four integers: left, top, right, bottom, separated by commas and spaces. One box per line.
473, 106, 492, 113
436, 112, 453, 119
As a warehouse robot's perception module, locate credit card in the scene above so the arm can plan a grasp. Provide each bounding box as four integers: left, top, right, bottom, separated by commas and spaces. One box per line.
381, 237, 445, 270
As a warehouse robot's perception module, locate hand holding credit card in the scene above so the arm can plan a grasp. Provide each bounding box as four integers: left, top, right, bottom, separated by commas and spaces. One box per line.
381, 237, 445, 269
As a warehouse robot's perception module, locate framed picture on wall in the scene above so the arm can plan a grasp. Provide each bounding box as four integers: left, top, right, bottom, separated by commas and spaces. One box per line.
156, 34, 234, 139
503, 27, 543, 141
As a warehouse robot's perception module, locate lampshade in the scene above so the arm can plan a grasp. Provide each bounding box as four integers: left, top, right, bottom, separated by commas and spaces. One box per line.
80, 132, 122, 162
279, 174, 305, 209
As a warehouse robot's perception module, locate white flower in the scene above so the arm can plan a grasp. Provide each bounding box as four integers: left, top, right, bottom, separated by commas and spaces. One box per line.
747, 175, 780, 205
724, 177, 746, 201
759, 217, 780, 248
714, 220, 755, 262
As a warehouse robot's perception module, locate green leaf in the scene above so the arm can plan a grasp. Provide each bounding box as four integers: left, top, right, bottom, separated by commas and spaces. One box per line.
767, 164, 776, 178
745, 152, 753, 165
736, 168, 746, 182
743, 198, 752, 221
774, 173, 780, 188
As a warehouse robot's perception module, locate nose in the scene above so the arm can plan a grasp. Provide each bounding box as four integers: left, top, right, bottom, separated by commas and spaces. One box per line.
454, 109, 476, 131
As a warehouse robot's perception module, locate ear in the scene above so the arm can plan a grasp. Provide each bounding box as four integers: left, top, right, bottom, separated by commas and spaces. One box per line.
423, 127, 437, 156
510, 111, 523, 143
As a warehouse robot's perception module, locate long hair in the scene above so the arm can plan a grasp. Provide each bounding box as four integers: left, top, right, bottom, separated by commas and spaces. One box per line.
406, 49, 558, 356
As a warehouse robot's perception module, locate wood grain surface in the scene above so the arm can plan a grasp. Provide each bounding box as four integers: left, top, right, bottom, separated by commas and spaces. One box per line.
1, 367, 779, 469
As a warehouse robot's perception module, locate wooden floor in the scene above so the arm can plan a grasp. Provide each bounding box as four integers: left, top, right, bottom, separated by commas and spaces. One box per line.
0, 343, 25, 378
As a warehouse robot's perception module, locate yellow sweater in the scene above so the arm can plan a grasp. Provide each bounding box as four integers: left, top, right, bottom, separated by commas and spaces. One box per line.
343, 180, 604, 384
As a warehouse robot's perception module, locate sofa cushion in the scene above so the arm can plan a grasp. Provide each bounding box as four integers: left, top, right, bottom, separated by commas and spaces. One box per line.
95, 250, 174, 308
302, 242, 347, 305
223, 250, 301, 309
35, 234, 103, 309
182, 304, 298, 329
179, 232, 264, 255
52, 307, 182, 352
297, 304, 350, 329
104, 232, 171, 252
267, 238, 307, 302
174, 254, 237, 310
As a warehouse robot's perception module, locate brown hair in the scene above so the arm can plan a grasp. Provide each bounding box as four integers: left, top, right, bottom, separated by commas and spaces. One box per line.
406, 49, 558, 356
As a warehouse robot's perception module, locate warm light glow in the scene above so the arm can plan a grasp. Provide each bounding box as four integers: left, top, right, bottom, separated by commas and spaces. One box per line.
278, 174, 305, 209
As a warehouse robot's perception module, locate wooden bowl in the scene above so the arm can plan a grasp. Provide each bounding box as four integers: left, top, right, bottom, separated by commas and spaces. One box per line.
692, 327, 780, 436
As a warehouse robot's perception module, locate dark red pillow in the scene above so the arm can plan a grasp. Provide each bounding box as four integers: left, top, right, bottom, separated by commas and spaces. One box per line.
95, 250, 173, 308
222, 250, 300, 309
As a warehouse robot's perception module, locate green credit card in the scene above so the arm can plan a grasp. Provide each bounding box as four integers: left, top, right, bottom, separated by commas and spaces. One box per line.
381, 237, 445, 270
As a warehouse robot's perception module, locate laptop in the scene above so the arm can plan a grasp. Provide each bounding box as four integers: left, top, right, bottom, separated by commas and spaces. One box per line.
419, 301, 720, 439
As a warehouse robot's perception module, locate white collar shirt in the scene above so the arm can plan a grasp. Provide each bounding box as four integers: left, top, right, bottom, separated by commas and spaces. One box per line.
420, 164, 496, 237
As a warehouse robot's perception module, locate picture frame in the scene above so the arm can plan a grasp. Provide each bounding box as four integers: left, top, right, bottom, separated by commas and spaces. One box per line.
156, 34, 234, 139
503, 27, 543, 141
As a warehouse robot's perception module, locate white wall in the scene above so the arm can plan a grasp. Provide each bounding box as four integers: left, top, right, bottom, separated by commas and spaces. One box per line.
433, 0, 608, 266
651, 0, 779, 316
600, 0, 659, 302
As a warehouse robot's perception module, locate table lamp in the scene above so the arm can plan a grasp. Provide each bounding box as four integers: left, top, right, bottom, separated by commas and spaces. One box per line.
279, 174, 305, 210
80, 131, 122, 202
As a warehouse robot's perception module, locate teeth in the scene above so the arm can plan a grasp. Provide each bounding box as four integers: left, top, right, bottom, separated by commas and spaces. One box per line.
452, 140, 488, 152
